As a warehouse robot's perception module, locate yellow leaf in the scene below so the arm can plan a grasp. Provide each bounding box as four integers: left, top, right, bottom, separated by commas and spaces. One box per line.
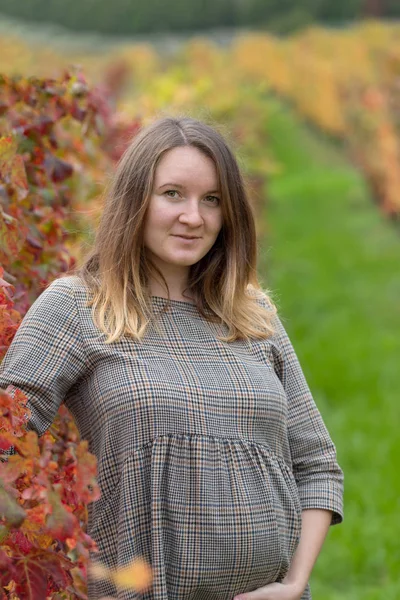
110, 557, 152, 592
0, 136, 18, 179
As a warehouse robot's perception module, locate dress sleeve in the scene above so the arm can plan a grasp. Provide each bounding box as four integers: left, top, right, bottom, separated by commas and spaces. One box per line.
270, 312, 344, 525
0, 277, 88, 439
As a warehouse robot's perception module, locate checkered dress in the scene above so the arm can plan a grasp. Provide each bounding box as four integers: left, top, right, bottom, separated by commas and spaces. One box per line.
0, 275, 343, 599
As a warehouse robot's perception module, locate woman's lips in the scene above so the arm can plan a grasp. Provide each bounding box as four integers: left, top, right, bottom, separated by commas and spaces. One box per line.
172, 235, 201, 243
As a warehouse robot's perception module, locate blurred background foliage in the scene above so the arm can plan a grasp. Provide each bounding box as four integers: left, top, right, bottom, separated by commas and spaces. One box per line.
0, 3, 399, 599
0, 0, 399, 35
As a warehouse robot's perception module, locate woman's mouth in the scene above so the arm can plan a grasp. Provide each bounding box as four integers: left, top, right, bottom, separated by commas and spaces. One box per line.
172, 235, 201, 243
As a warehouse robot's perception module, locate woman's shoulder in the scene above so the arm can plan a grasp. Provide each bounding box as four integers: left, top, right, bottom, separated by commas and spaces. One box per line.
46, 274, 91, 299
52, 274, 87, 290
33, 275, 92, 316
246, 284, 276, 312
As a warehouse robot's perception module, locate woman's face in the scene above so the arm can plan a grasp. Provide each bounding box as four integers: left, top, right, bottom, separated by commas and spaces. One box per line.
143, 146, 223, 276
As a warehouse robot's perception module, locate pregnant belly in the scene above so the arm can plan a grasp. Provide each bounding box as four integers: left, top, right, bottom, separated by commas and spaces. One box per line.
88, 434, 302, 600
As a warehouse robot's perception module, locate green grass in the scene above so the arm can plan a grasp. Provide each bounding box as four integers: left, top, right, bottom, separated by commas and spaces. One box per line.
257, 99, 400, 599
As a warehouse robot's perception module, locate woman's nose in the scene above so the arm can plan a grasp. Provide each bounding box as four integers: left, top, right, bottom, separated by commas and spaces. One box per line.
178, 201, 204, 225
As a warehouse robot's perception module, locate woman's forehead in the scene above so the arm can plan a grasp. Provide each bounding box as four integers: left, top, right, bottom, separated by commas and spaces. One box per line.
154, 148, 219, 188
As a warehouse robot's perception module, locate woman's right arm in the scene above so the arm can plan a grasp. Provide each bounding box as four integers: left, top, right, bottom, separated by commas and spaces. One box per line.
0, 277, 88, 446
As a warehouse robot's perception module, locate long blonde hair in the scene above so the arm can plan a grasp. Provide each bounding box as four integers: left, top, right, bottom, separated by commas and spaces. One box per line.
67, 115, 278, 344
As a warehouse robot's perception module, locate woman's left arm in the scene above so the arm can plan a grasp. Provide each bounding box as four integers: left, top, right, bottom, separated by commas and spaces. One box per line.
270, 312, 344, 526
233, 307, 345, 600
282, 508, 333, 592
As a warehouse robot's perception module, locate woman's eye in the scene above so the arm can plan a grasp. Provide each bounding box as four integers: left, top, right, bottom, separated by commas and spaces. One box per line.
164, 191, 219, 204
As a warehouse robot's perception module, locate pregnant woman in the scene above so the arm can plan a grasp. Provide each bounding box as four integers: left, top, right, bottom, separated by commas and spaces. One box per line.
0, 116, 344, 599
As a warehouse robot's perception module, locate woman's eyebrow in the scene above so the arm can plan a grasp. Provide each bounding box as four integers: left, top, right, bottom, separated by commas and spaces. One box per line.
158, 182, 220, 193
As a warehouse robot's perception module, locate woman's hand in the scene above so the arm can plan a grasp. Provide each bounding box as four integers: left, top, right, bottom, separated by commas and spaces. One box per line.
233, 581, 304, 600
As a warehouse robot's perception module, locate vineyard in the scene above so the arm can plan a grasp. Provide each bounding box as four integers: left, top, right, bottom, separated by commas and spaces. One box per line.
1, 18, 400, 599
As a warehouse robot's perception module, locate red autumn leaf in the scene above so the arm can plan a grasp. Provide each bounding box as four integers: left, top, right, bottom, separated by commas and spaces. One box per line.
42, 551, 75, 587
8, 548, 74, 598
48, 131, 58, 149
0, 304, 21, 353
32, 146, 45, 166
22, 123, 43, 144
45, 156, 74, 183
0, 431, 14, 451
0, 386, 30, 433
36, 115, 54, 136
70, 101, 87, 122
0, 549, 16, 585
26, 234, 43, 250
9, 530, 34, 555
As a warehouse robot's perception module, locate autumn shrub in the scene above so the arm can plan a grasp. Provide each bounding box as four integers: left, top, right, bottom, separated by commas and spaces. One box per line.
232, 23, 400, 217
0, 385, 100, 598
0, 68, 142, 597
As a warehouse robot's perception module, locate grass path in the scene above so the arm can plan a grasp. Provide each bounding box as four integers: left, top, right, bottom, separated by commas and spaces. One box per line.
257, 99, 400, 599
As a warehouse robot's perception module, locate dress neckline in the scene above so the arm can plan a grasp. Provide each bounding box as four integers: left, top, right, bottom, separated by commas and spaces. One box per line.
151, 296, 197, 307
